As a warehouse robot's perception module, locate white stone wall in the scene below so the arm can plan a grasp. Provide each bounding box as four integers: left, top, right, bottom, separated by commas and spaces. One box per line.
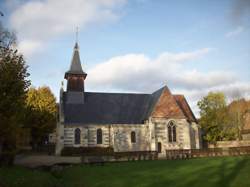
55, 122, 64, 155
242, 133, 250, 140
191, 122, 202, 149
63, 125, 110, 147
87, 126, 110, 147
112, 124, 151, 152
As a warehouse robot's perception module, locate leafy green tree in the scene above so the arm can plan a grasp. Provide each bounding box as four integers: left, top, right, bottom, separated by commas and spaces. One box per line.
0, 22, 30, 165
197, 92, 229, 142
25, 86, 57, 148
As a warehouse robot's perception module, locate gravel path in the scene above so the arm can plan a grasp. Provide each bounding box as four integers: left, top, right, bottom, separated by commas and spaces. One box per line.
14, 155, 81, 168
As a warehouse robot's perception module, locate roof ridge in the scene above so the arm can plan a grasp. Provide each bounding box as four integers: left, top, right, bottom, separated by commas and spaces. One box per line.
85, 91, 151, 95
145, 86, 169, 118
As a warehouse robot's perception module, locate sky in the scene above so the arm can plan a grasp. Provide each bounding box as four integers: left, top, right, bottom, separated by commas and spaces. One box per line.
1, 0, 250, 116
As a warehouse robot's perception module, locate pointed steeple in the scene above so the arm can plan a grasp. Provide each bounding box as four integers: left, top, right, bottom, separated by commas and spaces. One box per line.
64, 42, 87, 93
64, 42, 87, 79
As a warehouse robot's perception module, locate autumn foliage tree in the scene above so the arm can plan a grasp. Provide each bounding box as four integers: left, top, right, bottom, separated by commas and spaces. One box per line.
25, 86, 57, 148
227, 99, 250, 140
198, 92, 250, 143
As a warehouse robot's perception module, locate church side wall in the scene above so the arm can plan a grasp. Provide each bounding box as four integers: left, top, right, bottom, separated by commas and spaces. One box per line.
62, 119, 200, 154
63, 124, 151, 152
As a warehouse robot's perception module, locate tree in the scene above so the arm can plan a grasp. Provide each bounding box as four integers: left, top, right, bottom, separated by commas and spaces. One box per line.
25, 86, 57, 148
227, 98, 250, 140
0, 22, 30, 165
197, 92, 229, 142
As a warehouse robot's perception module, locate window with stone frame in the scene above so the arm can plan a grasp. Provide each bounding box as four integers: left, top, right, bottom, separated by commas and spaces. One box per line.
97, 128, 102, 144
167, 121, 177, 143
131, 131, 136, 143
74, 128, 81, 144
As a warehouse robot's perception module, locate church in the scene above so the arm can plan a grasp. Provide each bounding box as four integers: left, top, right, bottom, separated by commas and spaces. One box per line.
55, 42, 202, 156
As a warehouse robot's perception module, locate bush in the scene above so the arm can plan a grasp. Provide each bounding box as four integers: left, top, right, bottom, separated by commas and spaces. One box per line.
61, 147, 114, 156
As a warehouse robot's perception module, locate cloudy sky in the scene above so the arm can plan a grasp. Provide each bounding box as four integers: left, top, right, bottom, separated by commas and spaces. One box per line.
1, 0, 250, 115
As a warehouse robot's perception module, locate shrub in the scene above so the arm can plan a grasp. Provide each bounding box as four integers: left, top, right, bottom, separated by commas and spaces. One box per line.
61, 147, 114, 156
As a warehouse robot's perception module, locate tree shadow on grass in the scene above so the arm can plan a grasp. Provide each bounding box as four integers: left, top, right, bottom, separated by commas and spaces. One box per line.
216, 158, 248, 187
143, 157, 250, 187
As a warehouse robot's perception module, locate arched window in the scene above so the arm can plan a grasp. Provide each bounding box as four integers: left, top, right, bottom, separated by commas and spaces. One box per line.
97, 129, 102, 144
168, 126, 172, 142
167, 121, 177, 143
131, 131, 136, 143
74, 128, 81, 145
173, 125, 176, 142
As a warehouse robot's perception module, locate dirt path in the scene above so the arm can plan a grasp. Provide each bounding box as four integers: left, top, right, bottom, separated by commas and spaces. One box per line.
14, 154, 81, 168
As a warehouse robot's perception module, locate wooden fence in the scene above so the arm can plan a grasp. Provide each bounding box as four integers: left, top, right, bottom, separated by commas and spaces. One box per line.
165, 146, 250, 160
81, 151, 159, 163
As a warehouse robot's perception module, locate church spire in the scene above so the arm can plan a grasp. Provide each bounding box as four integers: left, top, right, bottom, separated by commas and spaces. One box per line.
64, 39, 87, 92
64, 42, 87, 79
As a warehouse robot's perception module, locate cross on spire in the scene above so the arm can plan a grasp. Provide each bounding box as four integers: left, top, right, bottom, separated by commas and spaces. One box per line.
76, 26, 79, 43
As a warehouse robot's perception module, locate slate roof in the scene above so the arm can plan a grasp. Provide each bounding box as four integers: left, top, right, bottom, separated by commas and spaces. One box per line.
63, 86, 196, 125
64, 92, 150, 124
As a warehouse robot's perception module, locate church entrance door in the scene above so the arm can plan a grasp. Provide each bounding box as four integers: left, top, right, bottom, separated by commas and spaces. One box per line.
158, 142, 162, 153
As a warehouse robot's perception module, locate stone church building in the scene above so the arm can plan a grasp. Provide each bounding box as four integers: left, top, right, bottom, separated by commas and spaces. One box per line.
56, 43, 201, 156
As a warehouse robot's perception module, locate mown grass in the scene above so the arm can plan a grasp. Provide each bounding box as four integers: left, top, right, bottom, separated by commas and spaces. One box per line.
0, 156, 250, 187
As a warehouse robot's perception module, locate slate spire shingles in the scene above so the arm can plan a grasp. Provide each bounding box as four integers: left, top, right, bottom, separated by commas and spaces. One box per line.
64, 42, 87, 79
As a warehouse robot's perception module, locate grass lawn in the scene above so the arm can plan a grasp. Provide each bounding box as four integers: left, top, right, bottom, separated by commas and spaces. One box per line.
0, 156, 250, 187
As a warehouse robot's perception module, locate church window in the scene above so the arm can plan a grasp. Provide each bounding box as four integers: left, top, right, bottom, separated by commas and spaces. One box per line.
173, 125, 176, 142
167, 121, 177, 143
97, 129, 102, 144
168, 126, 172, 142
74, 128, 81, 144
131, 131, 136, 143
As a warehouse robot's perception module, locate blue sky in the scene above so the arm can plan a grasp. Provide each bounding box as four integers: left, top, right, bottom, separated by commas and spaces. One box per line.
1, 0, 250, 115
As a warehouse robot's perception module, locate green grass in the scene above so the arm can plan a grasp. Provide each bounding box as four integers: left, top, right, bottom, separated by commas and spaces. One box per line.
1, 156, 250, 187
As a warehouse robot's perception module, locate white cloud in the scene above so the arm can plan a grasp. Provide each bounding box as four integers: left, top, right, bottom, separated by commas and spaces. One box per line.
225, 26, 244, 38
9, 0, 126, 57
84, 48, 250, 117
18, 40, 43, 57
86, 48, 234, 92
